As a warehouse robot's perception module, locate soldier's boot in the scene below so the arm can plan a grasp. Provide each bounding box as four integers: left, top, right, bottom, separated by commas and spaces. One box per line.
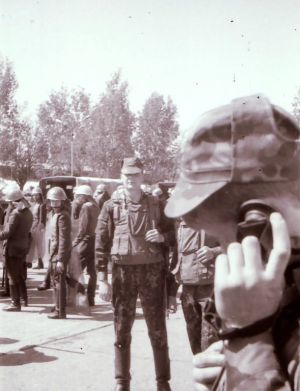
19, 280, 28, 307
33, 258, 44, 269
153, 346, 171, 391
114, 345, 131, 391
3, 284, 21, 312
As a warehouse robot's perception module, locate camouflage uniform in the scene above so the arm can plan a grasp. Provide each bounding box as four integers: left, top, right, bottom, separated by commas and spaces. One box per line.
174, 222, 221, 353
95, 166, 175, 391
165, 94, 300, 390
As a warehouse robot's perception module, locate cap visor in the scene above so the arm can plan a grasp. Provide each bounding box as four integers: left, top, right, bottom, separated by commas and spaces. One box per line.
164, 179, 227, 218
121, 167, 142, 174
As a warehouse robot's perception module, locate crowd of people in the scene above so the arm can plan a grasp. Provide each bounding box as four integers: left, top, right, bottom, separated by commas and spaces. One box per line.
0, 93, 299, 391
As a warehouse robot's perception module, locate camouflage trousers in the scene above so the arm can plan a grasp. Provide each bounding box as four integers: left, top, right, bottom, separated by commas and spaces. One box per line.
180, 284, 217, 354
112, 261, 168, 349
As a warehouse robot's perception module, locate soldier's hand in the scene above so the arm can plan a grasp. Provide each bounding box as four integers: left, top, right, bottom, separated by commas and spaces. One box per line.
98, 281, 112, 302
145, 229, 164, 243
56, 261, 64, 274
193, 340, 225, 391
215, 212, 291, 328
196, 246, 215, 264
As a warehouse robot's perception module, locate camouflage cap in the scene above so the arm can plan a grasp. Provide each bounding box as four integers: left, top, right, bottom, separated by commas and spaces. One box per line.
121, 157, 144, 174
165, 94, 300, 218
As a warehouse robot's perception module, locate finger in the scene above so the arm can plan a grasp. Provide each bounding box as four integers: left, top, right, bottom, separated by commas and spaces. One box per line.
241, 236, 263, 274
194, 382, 210, 391
193, 366, 223, 384
193, 352, 225, 368
227, 242, 244, 278
215, 254, 229, 287
206, 340, 224, 353
266, 213, 291, 279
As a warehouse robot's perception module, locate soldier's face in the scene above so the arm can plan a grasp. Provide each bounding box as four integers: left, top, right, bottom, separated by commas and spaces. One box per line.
121, 172, 144, 191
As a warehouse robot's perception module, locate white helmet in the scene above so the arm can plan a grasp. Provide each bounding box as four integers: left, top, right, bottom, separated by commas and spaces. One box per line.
5, 186, 24, 202
74, 185, 93, 197
47, 187, 67, 201
32, 186, 43, 195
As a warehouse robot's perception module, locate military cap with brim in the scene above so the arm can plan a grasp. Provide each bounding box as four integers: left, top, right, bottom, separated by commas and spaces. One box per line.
165, 94, 300, 218
121, 157, 144, 174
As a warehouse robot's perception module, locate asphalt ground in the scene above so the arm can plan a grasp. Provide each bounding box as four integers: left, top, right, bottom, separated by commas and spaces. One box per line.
0, 264, 194, 391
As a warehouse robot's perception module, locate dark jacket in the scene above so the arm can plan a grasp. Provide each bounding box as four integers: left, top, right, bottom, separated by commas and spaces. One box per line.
73, 200, 100, 248
0, 202, 33, 258
48, 209, 71, 264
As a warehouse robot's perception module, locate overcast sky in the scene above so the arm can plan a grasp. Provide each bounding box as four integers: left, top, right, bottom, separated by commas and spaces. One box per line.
1, 0, 299, 131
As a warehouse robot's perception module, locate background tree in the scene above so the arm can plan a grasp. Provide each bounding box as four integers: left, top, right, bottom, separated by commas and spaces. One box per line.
90, 71, 135, 177
132, 92, 179, 183
37, 87, 92, 176
292, 86, 300, 125
0, 59, 36, 188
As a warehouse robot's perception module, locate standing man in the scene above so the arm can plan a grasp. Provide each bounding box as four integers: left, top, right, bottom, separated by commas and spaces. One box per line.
175, 221, 221, 353
95, 157, 173, 391
94, 182, 110, 213
72, 185, 99, 306
0, 186, 32, 311
46, 187, 71, 319
28, 186, 47, 269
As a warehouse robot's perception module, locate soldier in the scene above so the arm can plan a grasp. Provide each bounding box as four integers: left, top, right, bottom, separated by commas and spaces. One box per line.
174, 222, 221, 354
165, 94, 300, 390
94, 182, 110, 213
28, 186, 47, 269
72, 185, 99, 306
0, 186, 33, 311
95, 157, 174, 391
46, 187, 71, 319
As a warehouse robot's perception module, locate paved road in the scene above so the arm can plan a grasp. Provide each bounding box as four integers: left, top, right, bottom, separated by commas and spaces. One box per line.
0, 266, 194, 391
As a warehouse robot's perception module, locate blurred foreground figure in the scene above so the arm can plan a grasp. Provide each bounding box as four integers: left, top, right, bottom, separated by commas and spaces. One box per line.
166, 94, 300, 391
0, 186, 32, 311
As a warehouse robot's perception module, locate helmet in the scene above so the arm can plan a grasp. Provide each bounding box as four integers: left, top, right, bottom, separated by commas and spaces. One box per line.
47, 186, 67, 201
32, 186, 43, 195
152, 187, 163, 197
165, 93, 300, 218
5, 186, 24, 202
74, 185, 93, 197
96, 183, 107, 193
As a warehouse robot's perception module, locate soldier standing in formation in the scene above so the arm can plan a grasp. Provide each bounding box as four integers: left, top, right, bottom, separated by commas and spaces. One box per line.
0, 186, 32, 311
46, 186, 71, 319
27, 186, 47, 270
72, 185, 99, 306
95, 157, 174, 391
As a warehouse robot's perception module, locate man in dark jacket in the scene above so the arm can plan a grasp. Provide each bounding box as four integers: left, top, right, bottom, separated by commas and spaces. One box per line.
0, 186, 33, 311
72, 185, 100, 306
95, 157, 174, 391
46, 186, 71, 319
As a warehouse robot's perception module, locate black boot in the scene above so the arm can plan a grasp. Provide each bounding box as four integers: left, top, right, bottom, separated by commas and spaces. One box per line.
153, 346, 171, 391
33, 258, 44, 269
3, 284, 21, 312
19, 280, 28, 307
114, 345, 131, 391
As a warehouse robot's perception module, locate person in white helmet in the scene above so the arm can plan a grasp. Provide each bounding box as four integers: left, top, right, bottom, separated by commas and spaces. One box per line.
0, 186, 33, 311
72, 185, 100, 306
46, 186, 71, 319
27, 186, 47, 270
